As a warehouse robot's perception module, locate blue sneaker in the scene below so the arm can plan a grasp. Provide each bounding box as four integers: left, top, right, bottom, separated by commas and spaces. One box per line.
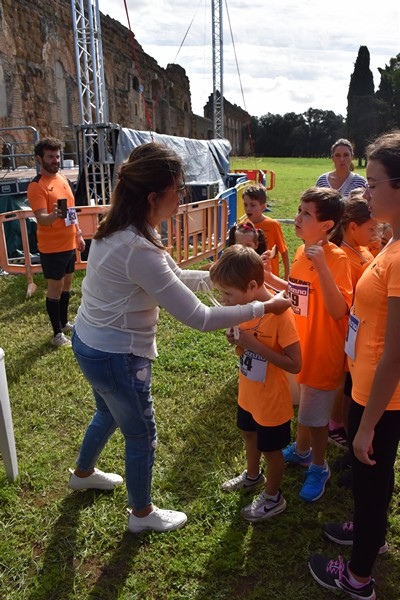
282, 442, 312, 467
300, 462, 330, 502
309, 554, 376, 600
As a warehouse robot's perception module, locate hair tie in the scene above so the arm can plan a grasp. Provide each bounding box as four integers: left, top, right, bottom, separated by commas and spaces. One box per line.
242, 223, 253, 231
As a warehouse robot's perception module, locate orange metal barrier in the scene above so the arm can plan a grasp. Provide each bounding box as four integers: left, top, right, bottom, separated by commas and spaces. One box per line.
163, 197, 228, 267
233, 168, 275, 191
0, 206, 108, 296
0, 199, 228, 294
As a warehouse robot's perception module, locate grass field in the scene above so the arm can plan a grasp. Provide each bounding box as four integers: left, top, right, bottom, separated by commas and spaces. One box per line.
1, 158, 399, 600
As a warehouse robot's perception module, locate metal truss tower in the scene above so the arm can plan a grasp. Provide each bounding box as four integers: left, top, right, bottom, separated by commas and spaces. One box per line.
212, 0, 224, 138
71, 0, 118, 204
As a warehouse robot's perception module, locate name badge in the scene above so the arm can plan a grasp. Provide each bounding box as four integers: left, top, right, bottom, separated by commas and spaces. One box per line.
240, 349, 267, 383
65, 207, 78, 226
345, 310, 360, 360
288, 281, 310, 316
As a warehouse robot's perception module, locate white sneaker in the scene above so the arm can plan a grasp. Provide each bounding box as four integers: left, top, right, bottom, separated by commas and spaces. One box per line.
128, 507, 188, 533
52, 332, 72, 347
221, 470, 265, 492
62, 322, 74, 333
241, 490, 287, 522
68, 468, 123, 490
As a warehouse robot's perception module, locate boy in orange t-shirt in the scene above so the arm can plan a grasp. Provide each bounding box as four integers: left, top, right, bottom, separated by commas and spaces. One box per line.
210, 245, 301, 521
263, 187, 353, 502
242, 184, 290, 279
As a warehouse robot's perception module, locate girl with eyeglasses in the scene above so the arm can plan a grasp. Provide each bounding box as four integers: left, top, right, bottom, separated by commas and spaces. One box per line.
310, 131, 400, 600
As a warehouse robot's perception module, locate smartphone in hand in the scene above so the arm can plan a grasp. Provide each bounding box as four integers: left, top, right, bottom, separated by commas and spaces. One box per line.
57, 198, 67, 218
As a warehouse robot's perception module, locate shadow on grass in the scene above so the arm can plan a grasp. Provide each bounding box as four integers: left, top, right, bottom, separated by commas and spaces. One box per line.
87, 531, 143, 600
28, 492, 97, 600
26, 489, 144, 600
191, 518, 250, 600
4, 341, 55, 387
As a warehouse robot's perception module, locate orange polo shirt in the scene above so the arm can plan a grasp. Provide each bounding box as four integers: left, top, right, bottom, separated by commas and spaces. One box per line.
349, 241, 400, 409
27, 172, 77, 253
289, 242, 353, 390
238, 309, 299, 427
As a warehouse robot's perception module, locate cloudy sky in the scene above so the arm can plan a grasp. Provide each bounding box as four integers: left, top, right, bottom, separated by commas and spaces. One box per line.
98, 0, 400, 119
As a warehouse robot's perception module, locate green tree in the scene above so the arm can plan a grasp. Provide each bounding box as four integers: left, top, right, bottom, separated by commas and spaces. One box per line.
346, 45, 378, 164
252, 110, 344, 157
303, 108, 345, 157
376, 53, 400, 132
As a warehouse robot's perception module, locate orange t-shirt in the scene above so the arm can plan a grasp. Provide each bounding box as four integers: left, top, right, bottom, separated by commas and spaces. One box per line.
341, 242, 373, 289
349, 241, 400, 409
251, 216, 288, 276
340, 243, 373, 372
27, 173, 77, 253
289, 242, 353, 390
237, 309, 299, 426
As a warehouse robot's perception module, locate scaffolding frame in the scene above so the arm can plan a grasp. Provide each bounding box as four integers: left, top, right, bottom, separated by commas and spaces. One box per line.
71, 0, 116, 204
212, 0, 224, 139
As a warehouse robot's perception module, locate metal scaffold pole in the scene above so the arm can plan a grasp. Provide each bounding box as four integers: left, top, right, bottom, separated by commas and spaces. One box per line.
212, 0, 224, 139
71, 0, 118, 204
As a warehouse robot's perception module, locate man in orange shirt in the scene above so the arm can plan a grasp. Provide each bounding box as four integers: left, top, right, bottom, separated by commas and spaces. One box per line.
210, 245, 301, 521
27, 138, 85, 347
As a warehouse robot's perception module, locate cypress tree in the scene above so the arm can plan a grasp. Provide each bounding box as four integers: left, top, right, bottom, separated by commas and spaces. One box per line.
346, 46, 378, 164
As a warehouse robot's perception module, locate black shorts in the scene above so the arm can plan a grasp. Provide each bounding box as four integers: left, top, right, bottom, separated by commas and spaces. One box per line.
40, 250, 76, 280
237, 405, 291, 452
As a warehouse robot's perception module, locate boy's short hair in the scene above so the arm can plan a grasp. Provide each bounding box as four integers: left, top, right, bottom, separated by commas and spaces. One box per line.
34, 137, 62, 158
243, 184, 267, 205
209, 245, 264, 291
301, 187, 345, 233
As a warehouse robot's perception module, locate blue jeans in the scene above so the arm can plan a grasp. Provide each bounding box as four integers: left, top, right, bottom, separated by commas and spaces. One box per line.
72, 330, 157, 510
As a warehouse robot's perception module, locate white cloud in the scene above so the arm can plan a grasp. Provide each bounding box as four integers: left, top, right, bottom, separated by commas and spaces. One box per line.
98, 0, 400, 118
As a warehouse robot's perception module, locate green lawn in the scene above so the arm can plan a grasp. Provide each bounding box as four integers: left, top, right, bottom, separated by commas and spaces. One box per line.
0, 158, 398, 600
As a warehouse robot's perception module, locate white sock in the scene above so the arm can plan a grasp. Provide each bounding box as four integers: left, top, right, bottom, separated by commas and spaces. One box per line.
246, 471, 261, 481
296, 446, 311, 457
265, 491, 279, 501
347, 564, 371, 588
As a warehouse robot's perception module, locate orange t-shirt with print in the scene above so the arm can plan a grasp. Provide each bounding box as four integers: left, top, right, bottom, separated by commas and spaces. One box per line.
238, 309, 299, 427
27, 172, 77, 253
289, 242, 353, 390
349, 241, 400, 410
250, 216, 288, 276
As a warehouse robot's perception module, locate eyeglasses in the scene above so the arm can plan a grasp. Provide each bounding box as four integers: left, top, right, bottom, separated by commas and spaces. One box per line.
176, 182, 186, 197
158, 181, 186, 197
365, 177, 400, 190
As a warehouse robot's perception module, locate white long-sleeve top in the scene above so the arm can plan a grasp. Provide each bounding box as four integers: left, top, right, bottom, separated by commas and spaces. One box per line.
74, 226, 264, 358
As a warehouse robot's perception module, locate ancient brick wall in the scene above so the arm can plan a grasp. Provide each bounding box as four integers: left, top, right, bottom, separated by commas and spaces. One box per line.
0, 0, 247, 156
204, 94, 251, 155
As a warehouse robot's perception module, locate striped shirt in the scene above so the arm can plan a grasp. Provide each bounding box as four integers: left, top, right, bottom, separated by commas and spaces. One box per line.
315, 172, 366, 197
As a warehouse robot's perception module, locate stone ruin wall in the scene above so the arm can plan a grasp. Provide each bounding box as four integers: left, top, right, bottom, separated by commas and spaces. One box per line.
0, 0, 250, 160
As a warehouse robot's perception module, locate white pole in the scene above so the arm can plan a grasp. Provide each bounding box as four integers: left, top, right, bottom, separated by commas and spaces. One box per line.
0, 348, 18, 481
